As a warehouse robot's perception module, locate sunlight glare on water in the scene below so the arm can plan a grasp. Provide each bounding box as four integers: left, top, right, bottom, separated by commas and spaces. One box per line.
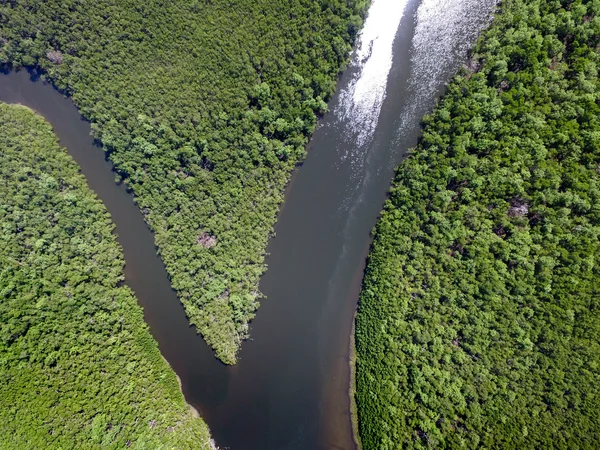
411, 0, 497, 96
335, 0, 410, 152
393, 0, 498, 144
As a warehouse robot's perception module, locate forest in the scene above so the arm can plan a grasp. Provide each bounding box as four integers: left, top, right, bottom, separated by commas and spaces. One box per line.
0, 103, 213, 449
0, 0, 367, 363
355, 0, 600, 448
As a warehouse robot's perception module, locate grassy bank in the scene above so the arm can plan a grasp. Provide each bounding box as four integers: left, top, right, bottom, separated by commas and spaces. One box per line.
349, 317, 362, 450
0, 0, 368, 363
355, 0, 600, 447
0, 103, 214, 449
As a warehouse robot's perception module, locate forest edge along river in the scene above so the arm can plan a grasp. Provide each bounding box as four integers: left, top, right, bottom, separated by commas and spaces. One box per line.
0, 1, 496, 448
0, 66, 224, 410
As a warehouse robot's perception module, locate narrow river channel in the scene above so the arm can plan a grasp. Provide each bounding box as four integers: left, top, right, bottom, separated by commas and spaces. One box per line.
0, 1, 496, 449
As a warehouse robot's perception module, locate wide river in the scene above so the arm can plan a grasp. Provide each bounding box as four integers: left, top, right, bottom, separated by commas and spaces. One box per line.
0, 0, 496, 448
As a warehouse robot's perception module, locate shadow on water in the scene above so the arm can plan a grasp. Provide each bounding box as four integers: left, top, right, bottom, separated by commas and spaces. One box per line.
0, 0, 496, 447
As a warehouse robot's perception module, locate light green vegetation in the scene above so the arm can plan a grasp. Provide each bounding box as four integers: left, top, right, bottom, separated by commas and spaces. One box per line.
356, 0, 600, 447
0, 103, 213, 449
0, 0, 367, 363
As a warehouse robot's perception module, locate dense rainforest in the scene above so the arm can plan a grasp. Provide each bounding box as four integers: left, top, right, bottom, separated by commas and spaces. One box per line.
0, 0, 367, 363
355, 0, 600, 448
0, 103, 213, 449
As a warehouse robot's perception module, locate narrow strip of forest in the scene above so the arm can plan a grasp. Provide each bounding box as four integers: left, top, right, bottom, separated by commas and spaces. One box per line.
0, 103, 213, 449
0, 0, 368, 363
355, 0, 600, 447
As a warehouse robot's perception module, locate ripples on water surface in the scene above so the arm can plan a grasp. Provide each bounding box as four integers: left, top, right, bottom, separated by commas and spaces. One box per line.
333, 0, 496, 212
336, 0, 409, 152
395, 0, 498, 141
317, 1, 497, 449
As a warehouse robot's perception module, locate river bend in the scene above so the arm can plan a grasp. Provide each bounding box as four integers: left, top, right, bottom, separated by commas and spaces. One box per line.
0, 1, 496, 448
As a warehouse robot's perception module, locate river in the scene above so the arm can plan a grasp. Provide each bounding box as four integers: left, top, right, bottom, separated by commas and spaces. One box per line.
0, 1, 496, 449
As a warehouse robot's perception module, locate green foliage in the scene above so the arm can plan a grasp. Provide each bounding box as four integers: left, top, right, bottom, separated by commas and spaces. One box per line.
0, 0, 367, 363
0, 103, 213, 449
355, 0, 600, 447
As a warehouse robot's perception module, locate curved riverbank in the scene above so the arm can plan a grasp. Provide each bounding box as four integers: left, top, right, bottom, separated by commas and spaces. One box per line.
0, 0, 368, 364
0, 0, 497, 446
0, 66, 227, 440
355, 0, 600, 447
349, 318, 362, 450
0, 101, 212, 449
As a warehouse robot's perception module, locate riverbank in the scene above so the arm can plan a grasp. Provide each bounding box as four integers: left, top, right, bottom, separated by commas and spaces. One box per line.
349, 317, 362, 450
171, 364, 220, 450
355, 0, 600, 446
0, 0, 498, 446
0, 0, 369, 364
0, 67, 225, 447
165, 356, 200, 419
0, 102, 212, 448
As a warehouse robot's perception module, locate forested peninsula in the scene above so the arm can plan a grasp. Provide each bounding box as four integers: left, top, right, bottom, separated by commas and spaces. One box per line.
0, 0, 367, 363
0, 103, 213, 449
356, 0, 600, 448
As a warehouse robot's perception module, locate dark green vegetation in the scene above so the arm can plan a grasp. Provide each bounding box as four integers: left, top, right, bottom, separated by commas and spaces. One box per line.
0, 103, 213, 449
0, 0, 366, 364
356, 0, 600, 447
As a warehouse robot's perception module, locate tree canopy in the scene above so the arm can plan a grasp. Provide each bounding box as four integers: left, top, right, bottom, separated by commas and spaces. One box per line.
0, 0, 368, 363
355, 0, 600, 447
0, 103, 213, 449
